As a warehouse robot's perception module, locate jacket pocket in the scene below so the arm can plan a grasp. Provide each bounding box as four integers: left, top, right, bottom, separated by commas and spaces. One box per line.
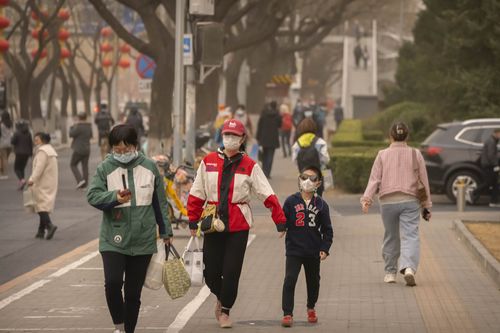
102, 210, 131, 249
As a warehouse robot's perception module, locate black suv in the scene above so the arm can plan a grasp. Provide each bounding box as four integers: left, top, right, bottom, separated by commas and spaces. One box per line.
420, 118, 500, 203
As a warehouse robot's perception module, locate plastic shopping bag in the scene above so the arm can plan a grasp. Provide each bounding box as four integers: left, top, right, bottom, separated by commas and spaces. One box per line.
23, 188, 35, 213
182, 236, 204, 286
144, 239, 166, 290
163, 244, 191, 299
249, 143, 259, 161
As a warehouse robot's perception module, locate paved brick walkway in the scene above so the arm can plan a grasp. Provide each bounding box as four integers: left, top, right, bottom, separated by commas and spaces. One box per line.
0, 155, 499, 332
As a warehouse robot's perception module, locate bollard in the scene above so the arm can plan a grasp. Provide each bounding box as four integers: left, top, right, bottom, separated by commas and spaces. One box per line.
456, 179, 466, 212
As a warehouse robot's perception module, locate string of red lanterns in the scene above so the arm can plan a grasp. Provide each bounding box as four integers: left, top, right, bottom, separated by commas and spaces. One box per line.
0, 0, 10, 55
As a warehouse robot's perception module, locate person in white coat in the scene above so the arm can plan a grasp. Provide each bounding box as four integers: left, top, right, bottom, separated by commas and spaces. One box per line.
28, 132, 58, 239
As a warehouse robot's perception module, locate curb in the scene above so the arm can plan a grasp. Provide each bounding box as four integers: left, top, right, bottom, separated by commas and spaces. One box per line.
452, 219, 500, 288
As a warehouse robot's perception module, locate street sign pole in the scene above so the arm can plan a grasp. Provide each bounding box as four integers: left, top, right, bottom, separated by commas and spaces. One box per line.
173, 0, 185, 166
185, 24, 196, 166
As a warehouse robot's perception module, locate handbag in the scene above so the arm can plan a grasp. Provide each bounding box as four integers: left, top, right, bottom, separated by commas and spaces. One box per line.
162, 244, 191, 299
182, 236, 204, 286
412, 149, 428, 206
23, 187, 35, 213
144, 239, 166, 290
199, 204, 225, 233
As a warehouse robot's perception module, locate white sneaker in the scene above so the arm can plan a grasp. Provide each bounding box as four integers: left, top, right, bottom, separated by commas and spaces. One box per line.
0, 175, 8, 180
404, 268, 416, 286
488, 203, 500, 208
76, 180, 86, 189
384, 273, 396, 283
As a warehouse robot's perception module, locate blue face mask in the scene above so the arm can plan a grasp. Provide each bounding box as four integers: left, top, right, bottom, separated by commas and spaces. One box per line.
113, 151, 138, 164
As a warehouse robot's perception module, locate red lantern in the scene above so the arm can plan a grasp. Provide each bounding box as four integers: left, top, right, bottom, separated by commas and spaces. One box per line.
118, 58, 130, 68
31, 29, 49, 40
58, 28, 70, 41
0, 0, 10, 7
60, 48, 71, 59
0, 16, 10, 29
57, 9, 70, 21
31, 48, 48, 58
100, 42, 113, 53
31, 9, 48, 21
119, 44, 131, 54
0, 38, 9, 53
100, 27, 113, 38
102, 58, 112, 67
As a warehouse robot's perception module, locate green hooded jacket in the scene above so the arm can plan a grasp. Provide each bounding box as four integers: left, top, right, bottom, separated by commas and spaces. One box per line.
87, 152, 172, 255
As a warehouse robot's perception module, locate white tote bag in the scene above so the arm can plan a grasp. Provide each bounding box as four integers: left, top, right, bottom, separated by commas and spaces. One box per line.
144, 239, 166, 290
23, 188, 35, 213
322, 168, 334, 191
182, 236, 204, 286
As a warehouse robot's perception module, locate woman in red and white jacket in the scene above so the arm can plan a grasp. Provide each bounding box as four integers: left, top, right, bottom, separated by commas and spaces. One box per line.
188, 118, 286, 328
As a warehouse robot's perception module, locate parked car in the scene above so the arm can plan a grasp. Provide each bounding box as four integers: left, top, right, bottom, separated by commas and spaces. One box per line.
420, 118, 500, 204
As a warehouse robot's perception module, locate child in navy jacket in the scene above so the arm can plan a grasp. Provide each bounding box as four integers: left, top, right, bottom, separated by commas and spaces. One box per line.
281, 165, 333, 327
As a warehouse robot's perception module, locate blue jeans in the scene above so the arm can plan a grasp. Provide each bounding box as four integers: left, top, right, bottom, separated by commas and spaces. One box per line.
380, 200, 420, 274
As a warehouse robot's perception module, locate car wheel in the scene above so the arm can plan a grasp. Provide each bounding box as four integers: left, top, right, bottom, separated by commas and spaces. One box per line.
445, 171, 480, 204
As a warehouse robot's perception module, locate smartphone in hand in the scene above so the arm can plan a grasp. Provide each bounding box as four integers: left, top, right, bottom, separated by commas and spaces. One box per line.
422, 208, 431, 221
120, 174, 131, 196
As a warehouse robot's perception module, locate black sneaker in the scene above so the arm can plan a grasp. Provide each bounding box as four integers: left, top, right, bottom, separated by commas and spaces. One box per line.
35, 230, 45, 239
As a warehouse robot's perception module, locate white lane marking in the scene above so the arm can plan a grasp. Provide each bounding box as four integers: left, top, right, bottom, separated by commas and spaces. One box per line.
49, 251, 99, 277
69, 284, 102, 287
73, 267, 102, 270
0, 328, 168, 331
0, 251, 99, 310
166, 234, 257, 333
0, 279, 51, 310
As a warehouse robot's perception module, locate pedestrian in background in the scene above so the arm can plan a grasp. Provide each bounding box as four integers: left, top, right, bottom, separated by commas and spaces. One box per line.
292, 99, 305, 127
333, 101, 344, 130
292, 118, 330, 196
28, 132, 58, 240
233, 104, 253, 139
281, 165, 333, 327
256, 101, 282, 178
280, 103, 293, 158
360, 122, 432, 286
354, 44, 363, 69
362, 45, 369, 70
0, 111, 13, 180
473, 128, 500, 207
125, 107, 145, 146
87, 124, 172, 333
94, 103, 114, 160
187, 119, 286, 328
10, 119, 33, 190
70, 112, 92, 189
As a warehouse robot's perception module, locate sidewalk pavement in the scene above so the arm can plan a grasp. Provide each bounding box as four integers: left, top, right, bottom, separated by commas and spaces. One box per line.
1, 152, 500, 332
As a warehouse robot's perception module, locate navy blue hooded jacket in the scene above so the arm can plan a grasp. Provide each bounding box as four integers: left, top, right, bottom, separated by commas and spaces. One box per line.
282, 192, 333, 257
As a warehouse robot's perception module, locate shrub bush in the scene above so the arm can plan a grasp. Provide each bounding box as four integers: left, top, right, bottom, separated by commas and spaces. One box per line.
332, 119, 363, 142
329, 152, 377, 193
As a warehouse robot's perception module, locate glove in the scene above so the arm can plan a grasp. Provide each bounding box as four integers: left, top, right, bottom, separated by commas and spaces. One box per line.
494, 166, 500, 173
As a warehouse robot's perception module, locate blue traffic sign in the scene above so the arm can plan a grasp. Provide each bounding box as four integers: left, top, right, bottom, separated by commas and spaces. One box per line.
135, 54, 156, 79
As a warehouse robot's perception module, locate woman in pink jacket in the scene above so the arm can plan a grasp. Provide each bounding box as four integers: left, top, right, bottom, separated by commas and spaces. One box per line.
360, 122, 431, 286
187, 119, 286, 328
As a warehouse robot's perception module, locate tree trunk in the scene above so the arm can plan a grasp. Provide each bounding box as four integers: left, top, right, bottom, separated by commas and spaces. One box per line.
246, 46, 275, 115
59, 68, 70, 144
30, 81, 45, 131
147, 55, 174, 156
225, 51, 246, 110
46, 73, 57, 121
67, 69, 78, 118
196, 68, 220, 127
81, 86, 92, 116
18, 79, 31, 121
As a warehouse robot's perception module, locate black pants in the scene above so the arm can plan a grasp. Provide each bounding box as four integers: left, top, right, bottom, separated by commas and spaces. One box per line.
476, 167, 499, 204
70, 151, 90, 184
203, 230, 249, 310
14, 154, 30, 180
101, 251, 152, 333
282, 255, 321, 316
280, 131, 291, 157
38, 212, 51, 230
261, 148, 275, 178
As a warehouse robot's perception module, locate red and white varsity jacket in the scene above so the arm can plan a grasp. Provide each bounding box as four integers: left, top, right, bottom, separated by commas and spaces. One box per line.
187, 150, 286, 232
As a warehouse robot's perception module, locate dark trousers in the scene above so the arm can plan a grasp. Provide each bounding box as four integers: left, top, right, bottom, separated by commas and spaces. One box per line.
101, 251, 152, 333
280, 131, 291, 157
261, 147, 275, 178
70, 151, 90, 184
476, 167, 499, 204
38, 212, 51, 230
282, 255, 321, 316
14, 154, 30, 180
203, 230, 249, 310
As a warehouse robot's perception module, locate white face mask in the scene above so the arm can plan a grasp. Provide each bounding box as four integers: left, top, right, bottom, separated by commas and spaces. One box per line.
223, 135, 242, 151
299, 178, 317, 193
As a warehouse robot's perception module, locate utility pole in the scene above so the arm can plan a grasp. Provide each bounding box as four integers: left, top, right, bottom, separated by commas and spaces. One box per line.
185, 23, 196, 166
173, 0, 185, 166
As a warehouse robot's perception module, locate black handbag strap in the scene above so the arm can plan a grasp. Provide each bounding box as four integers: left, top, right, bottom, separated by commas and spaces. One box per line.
165, 244, 181, 261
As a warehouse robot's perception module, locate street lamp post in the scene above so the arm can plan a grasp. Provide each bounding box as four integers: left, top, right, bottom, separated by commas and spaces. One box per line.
173, 0, 185, 166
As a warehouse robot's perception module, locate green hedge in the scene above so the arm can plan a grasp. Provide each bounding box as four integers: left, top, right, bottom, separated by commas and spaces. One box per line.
329, 152, 376, 193
332, 119, 363, 142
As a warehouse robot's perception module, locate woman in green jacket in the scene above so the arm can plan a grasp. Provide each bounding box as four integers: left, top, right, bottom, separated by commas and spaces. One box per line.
87, 124, 172, 333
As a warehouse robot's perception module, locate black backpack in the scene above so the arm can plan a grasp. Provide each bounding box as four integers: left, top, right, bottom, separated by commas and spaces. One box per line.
297, 136, 321, 172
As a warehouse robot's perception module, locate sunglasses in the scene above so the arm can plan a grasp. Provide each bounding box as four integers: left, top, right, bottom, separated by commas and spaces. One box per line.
299, 174, 319, 182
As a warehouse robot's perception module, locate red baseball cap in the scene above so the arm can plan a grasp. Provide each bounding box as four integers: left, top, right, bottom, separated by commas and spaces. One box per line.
221, 119, 246, 136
